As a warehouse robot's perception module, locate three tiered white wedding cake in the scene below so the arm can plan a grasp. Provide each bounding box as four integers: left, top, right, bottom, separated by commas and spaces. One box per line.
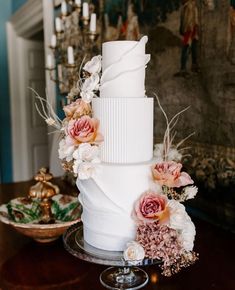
36, 33, 198, 276
77, 36, 154, 251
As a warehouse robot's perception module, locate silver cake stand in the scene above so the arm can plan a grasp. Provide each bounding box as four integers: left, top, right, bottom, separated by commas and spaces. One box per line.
63, 223, 161, 289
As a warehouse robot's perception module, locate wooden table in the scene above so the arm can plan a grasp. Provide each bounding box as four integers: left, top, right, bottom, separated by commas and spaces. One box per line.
0, 180, 234, 290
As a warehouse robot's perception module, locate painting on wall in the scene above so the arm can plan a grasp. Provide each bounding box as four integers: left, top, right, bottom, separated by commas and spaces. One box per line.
102, 0, 206, 77
103, 0, 181, 41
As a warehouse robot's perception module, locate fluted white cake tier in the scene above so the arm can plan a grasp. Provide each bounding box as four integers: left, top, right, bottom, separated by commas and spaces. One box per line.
92, 97, 153, 163
77, 160, 156, 251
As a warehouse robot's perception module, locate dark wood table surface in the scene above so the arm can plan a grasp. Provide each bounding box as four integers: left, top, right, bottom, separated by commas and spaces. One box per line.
0, 179, 234, 290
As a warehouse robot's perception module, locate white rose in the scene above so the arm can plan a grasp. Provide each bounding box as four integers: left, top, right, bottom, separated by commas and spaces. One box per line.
76, 162, 97, 180
72, 158, 83, 175
58, 139, 75, 162
73, 143, 91, 161
124, 241, 145, 264
81, 73, 99, 92
168, 200, 196, 251
180, 218, 196, 251
83, 55, 102, 74
80, 90, 94, 103
184, 186, 198, 200
72, 148, 82, 163
87, 146, 100, 162
168, 200, 187, 231
73, 143, 100, 162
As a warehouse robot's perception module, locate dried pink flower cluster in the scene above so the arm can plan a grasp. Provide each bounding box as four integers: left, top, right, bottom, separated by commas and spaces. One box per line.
136, 222, 198, 276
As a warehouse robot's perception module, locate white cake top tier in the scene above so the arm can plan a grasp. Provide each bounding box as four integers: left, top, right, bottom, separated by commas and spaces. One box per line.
100, 36, 150, 98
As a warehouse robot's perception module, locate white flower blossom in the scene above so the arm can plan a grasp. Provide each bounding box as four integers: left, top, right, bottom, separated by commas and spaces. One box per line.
75, 162, 97, 180
124, 241, 145, 264
181, 219, 196, 251
168, 200, 187, 231
80, 73, 100, 103
58, 139, 75, 162
168, 147, 182, 162
153, 143, 182, 162
183, 186, 198, 200
73, 143, 100, 162
81, 73, 99, 92
72, 158, 83, 175
80, 90, 95, 103
153, 143, 164, 162
167, 200, 196, 251
72, 148, 82, 164
83, 55, 102, 74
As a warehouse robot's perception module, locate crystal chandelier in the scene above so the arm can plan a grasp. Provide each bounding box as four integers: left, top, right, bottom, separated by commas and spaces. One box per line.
46, 0, 102, 96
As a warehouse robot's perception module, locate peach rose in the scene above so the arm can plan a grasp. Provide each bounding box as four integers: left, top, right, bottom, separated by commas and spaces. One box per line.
63, 99, 91, 119
66, 115, 103, 145
152, 161, 193, 188
133, 191, 169, 224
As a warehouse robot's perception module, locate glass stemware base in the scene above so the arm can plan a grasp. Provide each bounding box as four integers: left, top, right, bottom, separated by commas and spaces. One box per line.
100, 266, 149, 290
63, 223, 160, 289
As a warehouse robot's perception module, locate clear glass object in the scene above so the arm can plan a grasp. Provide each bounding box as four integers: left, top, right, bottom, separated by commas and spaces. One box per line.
63, 223, 161, 289
99, 266, 149, 290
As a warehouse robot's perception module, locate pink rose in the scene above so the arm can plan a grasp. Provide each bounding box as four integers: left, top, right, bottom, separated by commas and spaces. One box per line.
66, 115, 103, 145
152, 161, 193, 188
133, 191, 169, 224
63, 99, 91, 119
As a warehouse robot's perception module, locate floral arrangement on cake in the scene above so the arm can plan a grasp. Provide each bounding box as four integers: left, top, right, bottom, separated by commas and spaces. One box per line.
123, 98, 199, 276
34, 56, 103, 180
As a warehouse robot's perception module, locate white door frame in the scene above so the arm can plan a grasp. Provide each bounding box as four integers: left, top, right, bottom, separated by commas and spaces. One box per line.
7, 0, 56, 181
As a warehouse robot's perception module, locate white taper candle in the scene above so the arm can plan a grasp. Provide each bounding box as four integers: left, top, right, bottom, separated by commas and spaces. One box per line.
67, 46, 74, 65
89, 13, 96, 32
55, 17, 62, 32
83, 2, 89, 18
51, 34, 56, 48
47, 54, 53, 69
61, 1, 67, 16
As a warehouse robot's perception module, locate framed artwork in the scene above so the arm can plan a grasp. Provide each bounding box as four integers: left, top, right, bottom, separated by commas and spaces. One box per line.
103, 0, 182, 41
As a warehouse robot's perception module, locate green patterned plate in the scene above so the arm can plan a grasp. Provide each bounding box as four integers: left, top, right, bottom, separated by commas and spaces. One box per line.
0, 194, 82, 243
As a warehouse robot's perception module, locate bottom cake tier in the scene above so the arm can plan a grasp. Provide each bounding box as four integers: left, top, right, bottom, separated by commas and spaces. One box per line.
77, 160, 156, 251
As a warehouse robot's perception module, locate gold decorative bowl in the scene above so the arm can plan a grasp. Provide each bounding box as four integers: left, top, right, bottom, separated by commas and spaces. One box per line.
0, 194, 81, 243
0, 218, 80, 243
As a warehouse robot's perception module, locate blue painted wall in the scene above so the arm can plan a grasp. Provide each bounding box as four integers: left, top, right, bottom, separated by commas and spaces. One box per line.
0, 0, 27, 183
12, 0, 27, 13
0, 0, 13, 183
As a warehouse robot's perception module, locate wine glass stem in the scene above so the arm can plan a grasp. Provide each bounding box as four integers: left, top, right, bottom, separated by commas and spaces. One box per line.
123, 267, 130, 274
116, 267, 135, 284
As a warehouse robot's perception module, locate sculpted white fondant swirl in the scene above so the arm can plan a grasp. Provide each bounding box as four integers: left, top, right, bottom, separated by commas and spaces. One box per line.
100, 36, 150, 98
77, 161, 155, 251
